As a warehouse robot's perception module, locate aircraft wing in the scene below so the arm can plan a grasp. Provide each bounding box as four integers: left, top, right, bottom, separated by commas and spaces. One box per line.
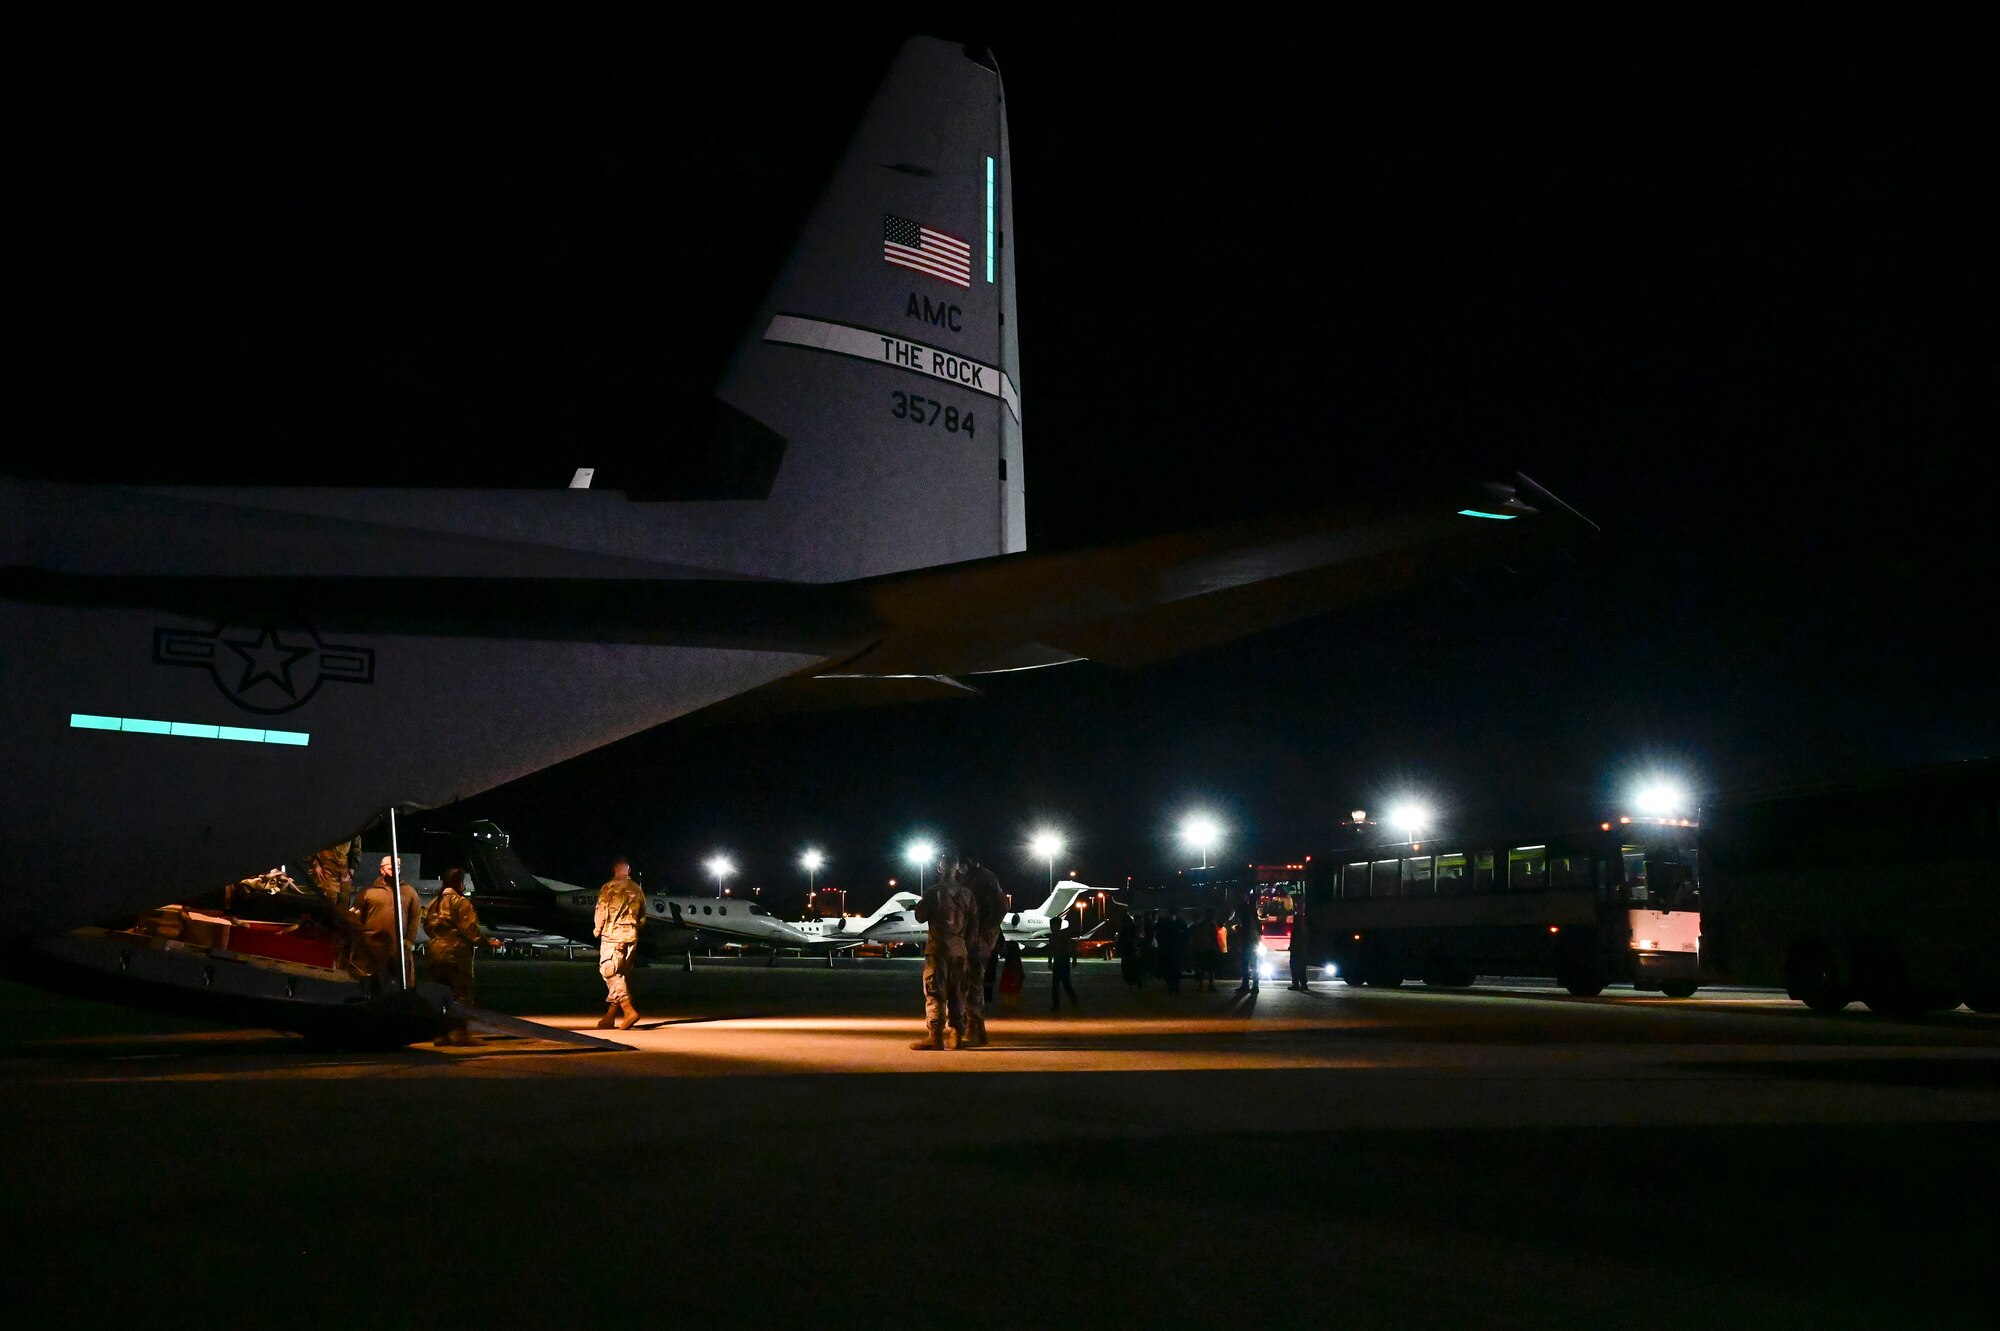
3, 474, 1587, 677
833, 473, 1592, 677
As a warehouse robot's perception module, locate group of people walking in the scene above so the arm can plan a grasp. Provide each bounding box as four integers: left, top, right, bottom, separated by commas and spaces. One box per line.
305, 844, 505, 1045
315, 840, 1320, 1050
1119, 897, 1307, 995
911, 850, 1014, 1049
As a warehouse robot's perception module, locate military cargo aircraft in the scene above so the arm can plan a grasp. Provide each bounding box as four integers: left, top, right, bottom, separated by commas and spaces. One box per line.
1, 37, 1589, 1040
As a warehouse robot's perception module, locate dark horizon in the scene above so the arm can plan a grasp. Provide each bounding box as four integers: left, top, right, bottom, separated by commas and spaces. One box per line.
16, 13, 1991, 911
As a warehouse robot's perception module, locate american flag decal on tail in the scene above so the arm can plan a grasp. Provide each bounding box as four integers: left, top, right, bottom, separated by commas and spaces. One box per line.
883, 214, 971, 288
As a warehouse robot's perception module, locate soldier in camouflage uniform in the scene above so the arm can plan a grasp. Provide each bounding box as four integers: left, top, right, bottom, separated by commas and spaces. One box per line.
910, 854, 974, 1050
422, 866, 503, 1045
593, 859, 647, 1030
307, 840, 355, 908
351, 856, 421, 989
960, 853, 1007, 1048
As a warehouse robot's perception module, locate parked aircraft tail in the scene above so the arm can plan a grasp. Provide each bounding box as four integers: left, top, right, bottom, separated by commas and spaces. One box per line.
709, 36, 1024, 583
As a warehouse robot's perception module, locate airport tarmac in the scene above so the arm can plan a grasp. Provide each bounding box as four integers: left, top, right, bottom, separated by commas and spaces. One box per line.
5, 958, 1998, 1329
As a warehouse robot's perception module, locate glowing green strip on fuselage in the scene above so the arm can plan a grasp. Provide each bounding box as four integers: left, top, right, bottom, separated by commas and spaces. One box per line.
70, 714, 309, 746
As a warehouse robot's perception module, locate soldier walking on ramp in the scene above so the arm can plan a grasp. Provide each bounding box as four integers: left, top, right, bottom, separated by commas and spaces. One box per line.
961, 853, 1007, 1048
911, 852, 974, 1050
423, 866, 504, 1045
594, 858, 646, 1030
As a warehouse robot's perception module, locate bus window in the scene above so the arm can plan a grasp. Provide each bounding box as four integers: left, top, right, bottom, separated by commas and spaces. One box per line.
1508, 847, 1548, 892
1404, 854, 1434, 893
1474, 853, 1495, 893
1372, 859, 1402, 898
1550, 855, 1593, 890
1435, 853, 1468, 895
1344, 862, 1371, 899
1651, 859, 1696, 910
1622, 850, 1648, 902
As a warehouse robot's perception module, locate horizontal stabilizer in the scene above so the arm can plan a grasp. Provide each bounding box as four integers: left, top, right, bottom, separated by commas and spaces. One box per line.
4, 477, 1588, 691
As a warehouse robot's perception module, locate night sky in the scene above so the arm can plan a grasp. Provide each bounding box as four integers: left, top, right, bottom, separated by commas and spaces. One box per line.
17, 12, 1991, 909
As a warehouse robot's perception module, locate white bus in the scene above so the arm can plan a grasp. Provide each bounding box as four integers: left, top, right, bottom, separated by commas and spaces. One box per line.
1301, 818, 1702, 997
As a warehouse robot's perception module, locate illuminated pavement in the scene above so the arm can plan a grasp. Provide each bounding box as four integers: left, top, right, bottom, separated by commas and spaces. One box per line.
5, 959, 1998, 1328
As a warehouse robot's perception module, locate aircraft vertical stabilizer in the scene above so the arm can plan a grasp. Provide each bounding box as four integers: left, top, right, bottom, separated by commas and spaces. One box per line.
718, 37, 1024, 583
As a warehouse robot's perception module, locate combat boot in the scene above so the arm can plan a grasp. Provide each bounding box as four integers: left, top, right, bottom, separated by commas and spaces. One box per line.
909, 1026, 944, 1050
616, 998, 640, 1030
943, 1027, 962, 1050
596, 1004, 618, 1029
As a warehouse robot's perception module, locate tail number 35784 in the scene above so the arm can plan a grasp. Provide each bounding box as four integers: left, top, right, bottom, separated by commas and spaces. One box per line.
890, 391, 975, 438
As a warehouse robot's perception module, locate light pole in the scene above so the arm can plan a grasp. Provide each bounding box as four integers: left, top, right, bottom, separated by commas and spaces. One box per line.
1350, 808, 1368, 850
800, 847, 825, 896
704, 852, 736, 896
1029, 829, 1065, 893
904, 838, 937, 892
1179, 814, 1221, 870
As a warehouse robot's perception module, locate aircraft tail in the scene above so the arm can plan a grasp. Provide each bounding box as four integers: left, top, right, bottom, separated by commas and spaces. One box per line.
713, 36, 1024, 583
1038, 882, 1100, 918
855, 891, 923, 930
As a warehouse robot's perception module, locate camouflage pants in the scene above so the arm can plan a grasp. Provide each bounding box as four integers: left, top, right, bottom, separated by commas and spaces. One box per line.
599, 937, 637, 1004
964, 937, 998, 1042
922, 948, 968, 1039
426, 952, 475, 1005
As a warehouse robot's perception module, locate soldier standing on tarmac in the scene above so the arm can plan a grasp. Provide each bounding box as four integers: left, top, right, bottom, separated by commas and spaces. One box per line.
423, 866, 504, 1045
911, 851, 974, 1050
593, 859, 646, 1030
961, 853, 1007, 1048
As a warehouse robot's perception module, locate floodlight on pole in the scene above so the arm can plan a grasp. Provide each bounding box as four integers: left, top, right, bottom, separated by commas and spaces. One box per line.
1386, 800, 1434, 840
799, 847, 825, 893
1178, 814, 1221, 870
1029, 829, 1065, 891
1632, 779, 1691, 818
904, 837, 938, 891
704, 853, 736, 894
